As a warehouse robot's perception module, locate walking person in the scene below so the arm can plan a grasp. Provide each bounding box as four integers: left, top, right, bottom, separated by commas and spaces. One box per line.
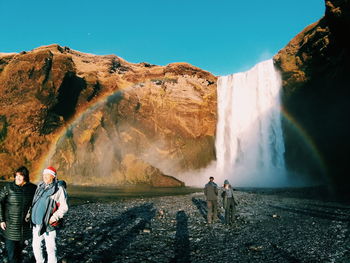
0, 166, 37, 263
221, 179, 237, 225
30, 166, 68, 263
204, 176, 218, 224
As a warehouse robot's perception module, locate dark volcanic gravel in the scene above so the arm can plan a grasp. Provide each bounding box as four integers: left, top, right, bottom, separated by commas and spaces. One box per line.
1, 189, 349, 263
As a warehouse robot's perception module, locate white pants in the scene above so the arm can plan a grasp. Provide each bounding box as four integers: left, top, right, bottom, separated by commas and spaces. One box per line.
32, 225, 57, 263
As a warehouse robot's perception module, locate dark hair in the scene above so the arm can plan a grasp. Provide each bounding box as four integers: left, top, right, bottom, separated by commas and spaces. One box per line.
209, 176, 214, 180
14, 166, 30, 182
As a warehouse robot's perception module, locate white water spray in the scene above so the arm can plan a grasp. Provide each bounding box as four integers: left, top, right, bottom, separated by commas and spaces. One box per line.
215, 59, 287, 187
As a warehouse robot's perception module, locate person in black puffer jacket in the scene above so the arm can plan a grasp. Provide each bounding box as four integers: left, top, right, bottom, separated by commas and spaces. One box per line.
0, 166, 37, 263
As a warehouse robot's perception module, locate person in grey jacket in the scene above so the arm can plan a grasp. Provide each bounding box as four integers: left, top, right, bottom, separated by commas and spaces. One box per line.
204, 176, 218, 224
221, 179, 237, 225
30, 166, 68, 263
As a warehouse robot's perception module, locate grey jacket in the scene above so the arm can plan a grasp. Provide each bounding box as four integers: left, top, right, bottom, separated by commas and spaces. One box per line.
221, 186, 237, 208
30, 180, 68, 235
204, 181, 218, 201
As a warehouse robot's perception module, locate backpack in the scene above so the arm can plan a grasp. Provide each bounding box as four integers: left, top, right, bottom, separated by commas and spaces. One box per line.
50, 201, 64, 228
50, 180, 67, 228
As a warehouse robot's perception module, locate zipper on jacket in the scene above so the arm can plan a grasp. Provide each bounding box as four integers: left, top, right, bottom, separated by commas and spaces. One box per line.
21, 187, 24, 241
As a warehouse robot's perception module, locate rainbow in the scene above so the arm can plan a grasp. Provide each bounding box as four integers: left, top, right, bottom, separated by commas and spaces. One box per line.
37, 88, 328, 183
35, 90, 124, 180
281, 107, 328, 175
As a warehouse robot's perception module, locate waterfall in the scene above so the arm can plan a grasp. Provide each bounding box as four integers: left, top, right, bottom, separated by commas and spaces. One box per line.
215, 59, 287, 187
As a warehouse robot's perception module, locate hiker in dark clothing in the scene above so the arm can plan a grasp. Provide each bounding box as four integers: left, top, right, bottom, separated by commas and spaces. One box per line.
0, 166, 37, 263
204, 176, 218, 224
221, 179, 237, 225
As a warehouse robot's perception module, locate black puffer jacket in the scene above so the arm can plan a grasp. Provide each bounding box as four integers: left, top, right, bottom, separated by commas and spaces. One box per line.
0, 182, 37, 241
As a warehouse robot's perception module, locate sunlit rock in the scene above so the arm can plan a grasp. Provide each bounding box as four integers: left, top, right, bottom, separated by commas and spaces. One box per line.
274, 0, 350, 197
0, 45, 216, 186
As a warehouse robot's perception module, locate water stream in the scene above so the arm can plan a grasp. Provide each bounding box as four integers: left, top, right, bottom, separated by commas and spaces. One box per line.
215, 59, 287, 187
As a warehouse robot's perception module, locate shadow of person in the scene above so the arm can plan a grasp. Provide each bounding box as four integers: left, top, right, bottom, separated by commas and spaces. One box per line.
62, 203, 156, 262
191, 197, 207, 220
170, 210, 191, 263
192, 197, 224, 224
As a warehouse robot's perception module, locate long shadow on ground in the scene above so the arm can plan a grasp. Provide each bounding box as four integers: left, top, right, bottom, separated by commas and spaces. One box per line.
62, 203, 156, 262
191, 197, 207, 221
192, 197, 224, 223
170, 210, 191, 263
269, 204, 350, 222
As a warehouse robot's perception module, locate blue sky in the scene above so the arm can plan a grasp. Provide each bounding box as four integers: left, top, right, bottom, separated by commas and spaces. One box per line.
1, 0, 324, 76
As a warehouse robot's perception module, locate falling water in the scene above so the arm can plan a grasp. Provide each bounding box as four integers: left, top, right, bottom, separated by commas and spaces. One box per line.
215, 59, 287, 187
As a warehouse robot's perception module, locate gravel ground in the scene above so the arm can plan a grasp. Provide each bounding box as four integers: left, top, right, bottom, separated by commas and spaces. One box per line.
1, 189, 349, 263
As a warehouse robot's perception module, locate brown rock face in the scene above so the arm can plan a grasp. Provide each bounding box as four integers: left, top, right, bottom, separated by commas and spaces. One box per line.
274, 0, 350, 197
0, 45, 217, 186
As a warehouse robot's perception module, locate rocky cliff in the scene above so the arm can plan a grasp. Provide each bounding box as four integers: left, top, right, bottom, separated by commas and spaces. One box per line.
1, 0, 349, 194
0, 45, 217, 186
274, 0, 350, 197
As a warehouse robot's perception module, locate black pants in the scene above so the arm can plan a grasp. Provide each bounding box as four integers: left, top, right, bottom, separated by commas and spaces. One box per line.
224, 197, 236, 224
5, 238, 24, 263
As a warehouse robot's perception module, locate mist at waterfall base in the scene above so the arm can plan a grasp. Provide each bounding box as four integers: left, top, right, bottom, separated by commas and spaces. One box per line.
181, 59, 313, 188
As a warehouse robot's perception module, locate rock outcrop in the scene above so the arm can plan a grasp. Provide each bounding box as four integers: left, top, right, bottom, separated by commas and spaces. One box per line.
274, 0, 350, 197
0, 45, 217, 186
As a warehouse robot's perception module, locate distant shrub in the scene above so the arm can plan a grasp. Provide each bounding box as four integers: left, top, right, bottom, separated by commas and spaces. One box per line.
151, 78, 178, 85
0, 115, 8, 143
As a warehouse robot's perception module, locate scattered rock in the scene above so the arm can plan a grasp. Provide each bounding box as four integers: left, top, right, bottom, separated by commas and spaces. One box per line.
0, 189, 349, 263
